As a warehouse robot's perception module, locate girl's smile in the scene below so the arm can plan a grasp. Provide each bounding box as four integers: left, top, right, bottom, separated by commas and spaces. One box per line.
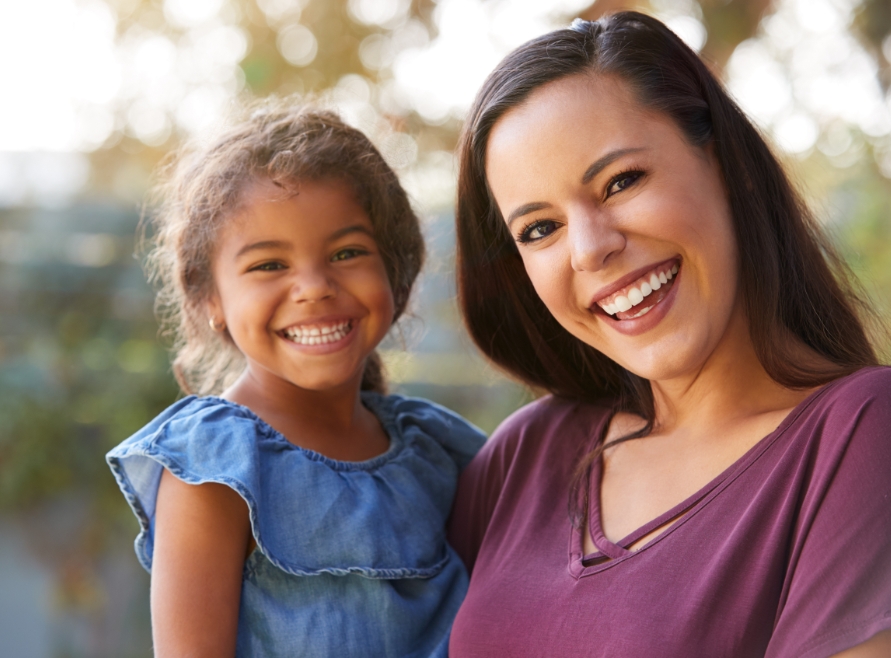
208, 178, 395, 396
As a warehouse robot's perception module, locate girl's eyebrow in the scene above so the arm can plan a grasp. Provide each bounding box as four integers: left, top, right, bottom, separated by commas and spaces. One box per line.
329, 224, 374, 241
234, 225, 374, 258
235, 240, 290, 258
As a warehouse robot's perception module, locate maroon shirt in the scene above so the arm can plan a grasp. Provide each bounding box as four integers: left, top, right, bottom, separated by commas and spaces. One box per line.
448, 367, 891, 657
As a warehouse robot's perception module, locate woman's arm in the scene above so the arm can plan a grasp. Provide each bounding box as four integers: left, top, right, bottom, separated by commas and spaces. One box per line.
831, 630, 891, 657
150, 468, 253, 658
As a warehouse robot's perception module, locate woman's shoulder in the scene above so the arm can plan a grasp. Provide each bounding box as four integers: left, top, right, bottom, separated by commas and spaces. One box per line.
797, 366, 891, 426
365, 392, 486, 471
487, 394, 613, 452
819, 364, 891, 398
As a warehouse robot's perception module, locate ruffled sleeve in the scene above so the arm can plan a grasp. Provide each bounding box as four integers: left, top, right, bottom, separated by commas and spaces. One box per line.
107, 394, 485, 579
105, 397, 274, 572
381, 393, 486, 473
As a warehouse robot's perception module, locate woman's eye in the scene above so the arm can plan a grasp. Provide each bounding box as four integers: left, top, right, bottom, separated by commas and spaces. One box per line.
518, 220, 559, 244
606, 170, 644, 197
331, 248, 367, 262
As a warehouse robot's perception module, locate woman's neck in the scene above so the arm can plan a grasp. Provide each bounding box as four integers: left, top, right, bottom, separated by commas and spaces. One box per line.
647, 308, 822, 439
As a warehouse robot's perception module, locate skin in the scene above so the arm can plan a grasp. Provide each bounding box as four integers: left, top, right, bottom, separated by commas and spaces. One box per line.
486, 72, 888, 656
151, 178, 396, 657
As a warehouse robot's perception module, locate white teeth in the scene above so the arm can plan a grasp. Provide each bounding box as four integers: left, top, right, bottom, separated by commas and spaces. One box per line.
629, 304, 653, 319
284, 321, 352, 345
597, 262, 680, 317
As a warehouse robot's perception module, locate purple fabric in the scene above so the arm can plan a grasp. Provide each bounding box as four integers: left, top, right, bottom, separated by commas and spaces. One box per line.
448, 367, 891, 657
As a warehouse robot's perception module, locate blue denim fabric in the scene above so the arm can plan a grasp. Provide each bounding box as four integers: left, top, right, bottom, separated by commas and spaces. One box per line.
106, 392, 485, 657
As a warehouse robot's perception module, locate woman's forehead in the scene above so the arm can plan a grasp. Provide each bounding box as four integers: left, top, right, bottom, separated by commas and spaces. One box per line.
484, 75, 671, 184
487, 75, 651, 159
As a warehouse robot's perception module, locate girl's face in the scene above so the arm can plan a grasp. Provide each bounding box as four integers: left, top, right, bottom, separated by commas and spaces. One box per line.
485, 74, 743, 384
208, 178, 395, 395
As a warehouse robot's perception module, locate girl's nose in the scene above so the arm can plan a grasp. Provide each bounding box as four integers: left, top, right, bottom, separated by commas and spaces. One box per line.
290, 269, 337, 303
567, 207, 625, 272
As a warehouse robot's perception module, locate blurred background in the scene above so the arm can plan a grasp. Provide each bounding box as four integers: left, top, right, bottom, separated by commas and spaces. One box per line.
0, 0, 889, 654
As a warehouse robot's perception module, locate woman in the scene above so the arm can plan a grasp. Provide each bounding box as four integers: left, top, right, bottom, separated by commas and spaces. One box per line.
448, 12, 891, 657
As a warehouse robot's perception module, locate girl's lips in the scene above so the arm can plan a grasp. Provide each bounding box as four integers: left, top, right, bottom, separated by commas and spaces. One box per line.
277, 316, 359, 352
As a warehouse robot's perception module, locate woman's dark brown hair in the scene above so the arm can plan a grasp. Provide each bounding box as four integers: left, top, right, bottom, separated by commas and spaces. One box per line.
145, 101, 424, 396
456, 12, 878, 448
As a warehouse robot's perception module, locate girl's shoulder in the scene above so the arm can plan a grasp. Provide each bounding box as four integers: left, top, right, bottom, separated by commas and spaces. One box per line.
364, 392, 486, 471
107, 396, 272, 468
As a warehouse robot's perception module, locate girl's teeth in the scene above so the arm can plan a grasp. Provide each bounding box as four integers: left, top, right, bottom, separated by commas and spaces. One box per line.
285, 321, 351, 345
649, 273, 661, 290
671, 264, 678, 275
627, 288, 644, 305
659, 272, 668, 284
640, 282, 652, 296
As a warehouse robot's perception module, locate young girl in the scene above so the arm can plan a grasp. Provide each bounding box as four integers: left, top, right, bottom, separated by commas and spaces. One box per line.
106, 104, 485, 657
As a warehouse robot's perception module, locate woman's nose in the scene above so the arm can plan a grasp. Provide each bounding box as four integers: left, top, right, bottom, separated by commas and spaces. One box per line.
290, 268, 337, 303
567, 208, 625, 272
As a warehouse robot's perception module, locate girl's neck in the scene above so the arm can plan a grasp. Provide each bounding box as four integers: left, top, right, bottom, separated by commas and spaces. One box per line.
221, 369, 390, 461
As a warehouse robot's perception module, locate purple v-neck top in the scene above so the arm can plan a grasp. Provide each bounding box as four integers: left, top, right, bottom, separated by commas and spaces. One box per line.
448, 367, 891, 657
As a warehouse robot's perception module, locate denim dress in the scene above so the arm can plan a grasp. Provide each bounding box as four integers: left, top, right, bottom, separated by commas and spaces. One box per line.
106, 392, 485, 657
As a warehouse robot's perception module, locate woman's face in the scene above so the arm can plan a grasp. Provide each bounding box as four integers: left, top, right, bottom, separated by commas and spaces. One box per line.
485, 73, 744, 384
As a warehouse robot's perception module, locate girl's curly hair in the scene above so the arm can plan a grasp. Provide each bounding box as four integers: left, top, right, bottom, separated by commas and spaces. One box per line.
143, 101, 424, 395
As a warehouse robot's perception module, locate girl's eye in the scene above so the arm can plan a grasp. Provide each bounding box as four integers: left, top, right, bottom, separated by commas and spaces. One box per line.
517, 219, 560, 244
250, 261, 285, 272
331, 248, 367, 262
606, 170, 644, 197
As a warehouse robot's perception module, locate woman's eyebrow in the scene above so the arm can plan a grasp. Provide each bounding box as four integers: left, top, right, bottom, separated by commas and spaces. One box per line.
581, 147, 646, 184
506, 202, 551, 227
505, 147, 647, 227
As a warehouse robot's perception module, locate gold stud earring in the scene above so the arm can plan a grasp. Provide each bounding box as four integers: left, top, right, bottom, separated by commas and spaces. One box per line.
209, 317, 225, 332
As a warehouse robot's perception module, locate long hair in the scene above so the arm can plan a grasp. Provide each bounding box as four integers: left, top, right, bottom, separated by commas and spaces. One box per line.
456, 12, 878, 446
145, 101, 424, 395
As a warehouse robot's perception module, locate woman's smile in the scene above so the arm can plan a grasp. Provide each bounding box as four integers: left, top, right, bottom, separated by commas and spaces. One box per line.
590, 258, 679, 318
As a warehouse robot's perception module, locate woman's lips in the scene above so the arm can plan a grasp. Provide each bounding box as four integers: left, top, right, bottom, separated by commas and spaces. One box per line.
591, 260, 679, 320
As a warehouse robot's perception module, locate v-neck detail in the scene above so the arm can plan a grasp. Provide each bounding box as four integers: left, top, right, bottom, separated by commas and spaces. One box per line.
569, 379, 839, 578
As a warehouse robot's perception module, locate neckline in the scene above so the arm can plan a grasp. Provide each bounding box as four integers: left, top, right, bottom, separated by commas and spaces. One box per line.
569, 375, 845, 576
194, 391, 403, 472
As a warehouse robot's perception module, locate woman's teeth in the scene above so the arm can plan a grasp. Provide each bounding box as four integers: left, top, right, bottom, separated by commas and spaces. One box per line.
283, 321, 352, 345
600, 263, 678, 316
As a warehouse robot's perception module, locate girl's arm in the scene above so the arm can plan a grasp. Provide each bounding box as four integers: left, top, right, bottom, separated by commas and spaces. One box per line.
151, 468, 252, 658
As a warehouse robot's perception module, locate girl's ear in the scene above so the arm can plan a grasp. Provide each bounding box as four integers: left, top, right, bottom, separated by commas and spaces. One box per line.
206, 294, 226, 333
